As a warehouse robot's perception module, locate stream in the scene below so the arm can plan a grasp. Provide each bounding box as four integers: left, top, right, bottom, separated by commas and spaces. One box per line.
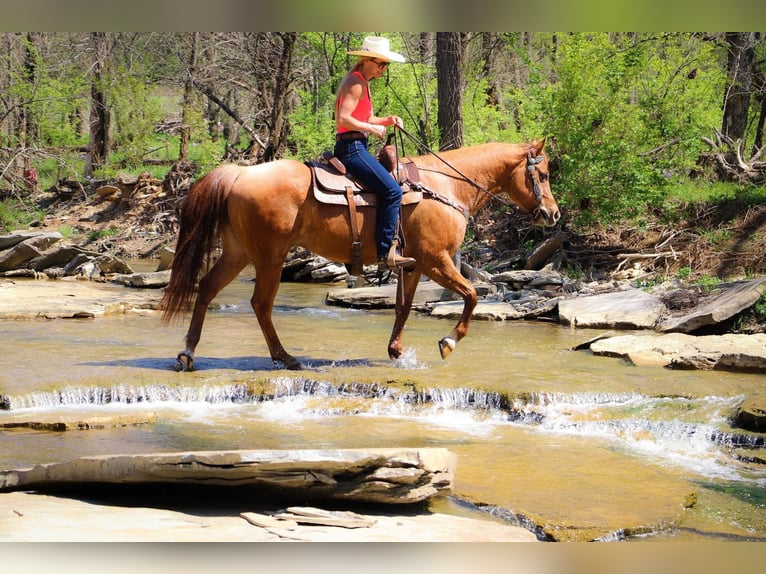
1, 265, 765, 541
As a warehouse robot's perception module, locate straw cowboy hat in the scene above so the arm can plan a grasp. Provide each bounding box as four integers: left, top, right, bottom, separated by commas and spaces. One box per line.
347, 36, 405, 63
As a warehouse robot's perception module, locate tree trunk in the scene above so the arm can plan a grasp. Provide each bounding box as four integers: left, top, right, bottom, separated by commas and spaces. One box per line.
481, 33, 505, 129
721, 32, 757, 142
86, 32, 110, 178
262, 32, 296, 162
181, 32, 200, 133
436, 32, 463, 151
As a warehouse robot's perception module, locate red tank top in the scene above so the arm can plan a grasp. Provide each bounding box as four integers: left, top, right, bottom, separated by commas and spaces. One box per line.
336, 71, 372, 134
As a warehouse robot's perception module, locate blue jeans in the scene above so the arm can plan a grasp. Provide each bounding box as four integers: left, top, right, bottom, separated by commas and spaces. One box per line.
334, 138, 402, 259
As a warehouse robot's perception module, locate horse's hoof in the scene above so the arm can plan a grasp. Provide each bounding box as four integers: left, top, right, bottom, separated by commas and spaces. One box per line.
277, 357, 303, 371
175, 352, 194, 372
438, 337, 456, 359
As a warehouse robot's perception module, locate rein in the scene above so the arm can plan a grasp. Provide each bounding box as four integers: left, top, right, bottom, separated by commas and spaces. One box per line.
395, 126, 544, 213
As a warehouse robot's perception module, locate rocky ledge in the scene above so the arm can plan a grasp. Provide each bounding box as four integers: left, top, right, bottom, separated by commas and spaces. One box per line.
0, 448, 455, 505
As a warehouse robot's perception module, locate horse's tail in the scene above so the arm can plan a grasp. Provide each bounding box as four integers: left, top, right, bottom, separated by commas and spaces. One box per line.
160, 165, 238, 323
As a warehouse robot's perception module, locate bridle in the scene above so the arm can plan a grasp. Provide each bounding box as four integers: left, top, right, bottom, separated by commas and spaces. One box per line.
396, 126, 546, 214
527, 149, 545, 203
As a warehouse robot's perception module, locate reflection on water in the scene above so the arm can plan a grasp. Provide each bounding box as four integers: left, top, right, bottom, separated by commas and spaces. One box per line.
1, 274, 765, 541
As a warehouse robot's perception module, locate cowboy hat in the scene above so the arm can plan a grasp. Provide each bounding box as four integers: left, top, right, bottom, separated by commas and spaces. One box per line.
347, 36, 405, 63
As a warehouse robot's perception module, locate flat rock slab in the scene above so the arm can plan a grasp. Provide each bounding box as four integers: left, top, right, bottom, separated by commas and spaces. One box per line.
558, 288, 666, 329
0, 412, 157, 431
586, 332, 766, 372
0, 448, 456, 505
660, 276, 766, 333
0, 279, 161, 319
430, 299, 526, 321
325, 280, 460, 309
0, 491, 536, 542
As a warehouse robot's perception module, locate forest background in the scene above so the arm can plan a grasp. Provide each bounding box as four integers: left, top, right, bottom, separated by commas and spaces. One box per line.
1, 31, 765, 289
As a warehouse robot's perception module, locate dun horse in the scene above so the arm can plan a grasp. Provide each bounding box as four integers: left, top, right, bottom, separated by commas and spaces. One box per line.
161, 139, 560, 371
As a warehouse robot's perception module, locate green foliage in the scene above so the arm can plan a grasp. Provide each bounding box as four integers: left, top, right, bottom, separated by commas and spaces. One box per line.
108, 70, 165, 170
0, 200, 44, 232
87, 226, 119, 241
676, 266, 692, 280
536, 33, 726, 225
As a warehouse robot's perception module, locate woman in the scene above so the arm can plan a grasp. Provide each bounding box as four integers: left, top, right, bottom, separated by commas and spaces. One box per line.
334, 36, 416, 271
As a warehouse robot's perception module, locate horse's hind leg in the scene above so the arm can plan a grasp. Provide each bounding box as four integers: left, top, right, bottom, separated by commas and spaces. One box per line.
250, 262, 302, 370
177, 248, 249, 371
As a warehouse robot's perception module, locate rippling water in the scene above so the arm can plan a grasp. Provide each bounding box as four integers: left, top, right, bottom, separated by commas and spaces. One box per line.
1, 272, 765, 541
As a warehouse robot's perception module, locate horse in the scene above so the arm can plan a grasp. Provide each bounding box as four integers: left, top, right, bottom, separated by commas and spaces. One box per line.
160, 138, 560, 371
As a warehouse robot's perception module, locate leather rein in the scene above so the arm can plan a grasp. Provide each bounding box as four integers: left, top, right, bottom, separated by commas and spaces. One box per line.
395, 126, 546, 217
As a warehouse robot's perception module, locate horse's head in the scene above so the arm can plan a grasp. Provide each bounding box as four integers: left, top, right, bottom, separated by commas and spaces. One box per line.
509, 138, 560, 227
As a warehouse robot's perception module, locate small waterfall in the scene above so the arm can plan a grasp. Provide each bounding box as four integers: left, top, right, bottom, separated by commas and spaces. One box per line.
4, 378, 764, 484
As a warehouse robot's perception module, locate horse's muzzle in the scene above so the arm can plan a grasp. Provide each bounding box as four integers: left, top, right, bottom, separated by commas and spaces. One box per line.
533, 206, 561, 227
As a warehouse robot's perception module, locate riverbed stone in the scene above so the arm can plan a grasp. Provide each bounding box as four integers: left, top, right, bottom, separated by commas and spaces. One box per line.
111, 269, 171, 288
558, 288, 666, 329
659, 276, 766, 333
0, 490, 537, 542
0, 279, 162, 319
429, 299, 526, 321
732, 393, 766, 432
585, 332, 766, 372
326, 280, 461, 309
0, 412, 157, 431
0, 448, 456, 505
0, 231, 61, 250
0, 238, 44, 271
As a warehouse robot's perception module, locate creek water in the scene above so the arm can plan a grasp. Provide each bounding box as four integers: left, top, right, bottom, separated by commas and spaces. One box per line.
1, 266, 765, 541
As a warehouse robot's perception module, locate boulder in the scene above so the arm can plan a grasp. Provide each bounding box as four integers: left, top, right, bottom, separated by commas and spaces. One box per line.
0, 230, 62, 251
325, 280, 468, 309
660, 276, 766, 333
732, 393, 766, 432
430, 300, 526, 321
111, 270, 171, 288
583, 332, 766, 372
0, 239, 44, 271
0, 448, 456, 505
558, 288, 667, 329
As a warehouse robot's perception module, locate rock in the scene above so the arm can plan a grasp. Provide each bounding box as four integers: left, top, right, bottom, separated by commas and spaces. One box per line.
26, 245, 98, 271
0, 448, 456, 505
0, 412, 157, 431
430, 300, 526, 321
524, 232, 563, 270
0, 490, 537, 541
111, 270, 171, 288
732, 393, 766, 432
0, 280, 162, 319
558, 288, 667, 329
156, 247, 175, 271
325, 280, 465, 309
491, 268, 562, 286
660, 276, 766, 333
0, 230, 63, 251
583, 332, 766, 372
0, 239, 44, 272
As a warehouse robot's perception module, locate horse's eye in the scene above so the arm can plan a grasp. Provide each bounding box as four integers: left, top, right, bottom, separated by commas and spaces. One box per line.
539, 172, 548, 182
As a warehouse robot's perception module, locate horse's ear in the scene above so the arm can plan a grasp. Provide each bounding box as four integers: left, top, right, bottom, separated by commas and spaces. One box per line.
536, 137, 547, 153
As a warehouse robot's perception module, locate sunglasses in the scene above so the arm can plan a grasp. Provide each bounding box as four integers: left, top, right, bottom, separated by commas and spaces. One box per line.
370, 59, 389, 70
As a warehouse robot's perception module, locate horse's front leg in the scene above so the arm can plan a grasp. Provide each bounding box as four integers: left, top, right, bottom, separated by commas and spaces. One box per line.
251, 264, 302, 370
387, 269, 422, 359
424, 256, 478, 359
